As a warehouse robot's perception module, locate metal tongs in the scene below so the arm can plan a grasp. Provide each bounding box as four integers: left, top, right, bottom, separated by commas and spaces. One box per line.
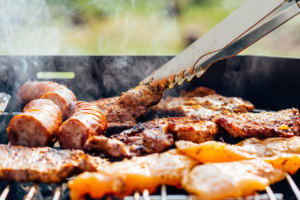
140, 0, 300, 89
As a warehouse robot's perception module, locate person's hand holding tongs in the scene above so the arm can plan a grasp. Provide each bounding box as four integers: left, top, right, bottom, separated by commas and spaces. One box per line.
141, 0, 300, 89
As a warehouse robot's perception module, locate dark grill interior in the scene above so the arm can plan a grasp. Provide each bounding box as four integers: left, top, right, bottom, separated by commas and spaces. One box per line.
0, 55, 300, 199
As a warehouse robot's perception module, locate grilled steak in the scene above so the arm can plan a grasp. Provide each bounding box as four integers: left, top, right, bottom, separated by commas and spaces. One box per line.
91, 85, 164, 135
68, 149, 198, 199
7, 99, 62, 147
182, 159, 285, 200
0, 145, 107, 183
85, 117, 219, 158
59, 101, 107, 150
216, 108, 300, 138
179, 86, 216, 98
17, 81, 76, 119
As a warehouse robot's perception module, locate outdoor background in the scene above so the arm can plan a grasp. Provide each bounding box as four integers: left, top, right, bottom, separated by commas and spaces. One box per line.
0, 0, 300, 57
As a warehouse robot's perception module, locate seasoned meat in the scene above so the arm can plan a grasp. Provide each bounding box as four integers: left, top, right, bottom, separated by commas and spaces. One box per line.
85, 117, 219, 158
17, 81, 76, 119
176, 137, 300, 164
7, 99, 62, 147
180, 86, 216, 98
184, 94, 254, 113
68, 150, 198, 200
91, 85, 164, 135
216, 108, 300, 138
149, 86, 215, 115
177, 105, 221, 120
59, 102, 107, 150
0, 145, 108, 183
151, 93, 254, 117
182, 160, 285, 200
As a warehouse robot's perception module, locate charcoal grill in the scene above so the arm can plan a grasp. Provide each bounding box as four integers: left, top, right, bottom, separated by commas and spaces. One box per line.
0, 55, 300, 200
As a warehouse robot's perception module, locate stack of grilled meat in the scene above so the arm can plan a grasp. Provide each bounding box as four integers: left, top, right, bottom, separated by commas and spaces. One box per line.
3, 81, 300, 200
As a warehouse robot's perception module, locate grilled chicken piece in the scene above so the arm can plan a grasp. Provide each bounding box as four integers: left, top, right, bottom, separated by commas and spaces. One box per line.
176, 137, 300, 164
216, 108, 300, 138
0, 145, 107, 183
182, 160, 285, 200
7, 99, 62, 147
91, 85, 164, 135
17, 81, 76, 119
68, 150, 198, 200
84, 117, 219, 158
58, 102, 107, 150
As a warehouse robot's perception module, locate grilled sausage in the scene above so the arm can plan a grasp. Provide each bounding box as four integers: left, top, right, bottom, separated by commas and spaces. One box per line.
17, 81, 76, 119
59, 102, 108, 150
7, 99, 62, 147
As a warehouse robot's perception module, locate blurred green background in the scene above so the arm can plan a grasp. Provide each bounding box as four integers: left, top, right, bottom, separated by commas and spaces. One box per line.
0, 0, 300, 57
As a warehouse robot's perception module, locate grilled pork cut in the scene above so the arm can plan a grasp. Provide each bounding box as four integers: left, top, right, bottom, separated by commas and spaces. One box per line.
58, 101, 107, 150
216, 108, 300, 138
7, 99, 62, 147
17, 81, 76, 119
68, 150, 198, 200
0, 145, 107, 183
182, 160, 285, 200
90, 85, 164, 135
84, 117, 219, 158
176, 137, 300, 163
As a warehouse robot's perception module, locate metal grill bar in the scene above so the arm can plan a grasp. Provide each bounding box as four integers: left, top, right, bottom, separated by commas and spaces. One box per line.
161, 185, 167, 200
0, 183, 10, 200
24, 184, 37, 200
266, 186, 276, 200
52, 186, 61, 200
286, 174, 300, 199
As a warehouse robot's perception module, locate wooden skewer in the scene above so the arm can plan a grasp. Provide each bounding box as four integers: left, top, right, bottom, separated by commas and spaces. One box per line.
0, 183, 11, 200
143, 189, 150, 200
161, 185, 167, 200
134, 190, 140, 200
286, 174, 300, 199
52, 185, 61, 200
265, 186, 276, 200
24, 184, 37, 200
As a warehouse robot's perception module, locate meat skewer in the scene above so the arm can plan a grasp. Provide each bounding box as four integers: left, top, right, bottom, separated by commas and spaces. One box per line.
7, 99, 62, 147
58, 101, 107, 150
67, 149, 198, 200
182, 159, 286, 200
17, 81, 76, 119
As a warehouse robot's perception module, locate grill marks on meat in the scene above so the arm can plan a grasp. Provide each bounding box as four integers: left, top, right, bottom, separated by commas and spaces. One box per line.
182, 160, 285, 200
84, 117, 219, 158
216, 108, 300, 138
17, 81, 76, 119
7, 99, 62, 147
91, 85, 164, 135
0, 145, 107, 183
68, 150, 198, 200
58, 101, 107, 150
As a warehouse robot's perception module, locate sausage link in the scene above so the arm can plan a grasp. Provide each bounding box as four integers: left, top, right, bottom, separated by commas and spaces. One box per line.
17, 81, 76, 119
7, 99, 62, 147
58, 101, 108, 150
